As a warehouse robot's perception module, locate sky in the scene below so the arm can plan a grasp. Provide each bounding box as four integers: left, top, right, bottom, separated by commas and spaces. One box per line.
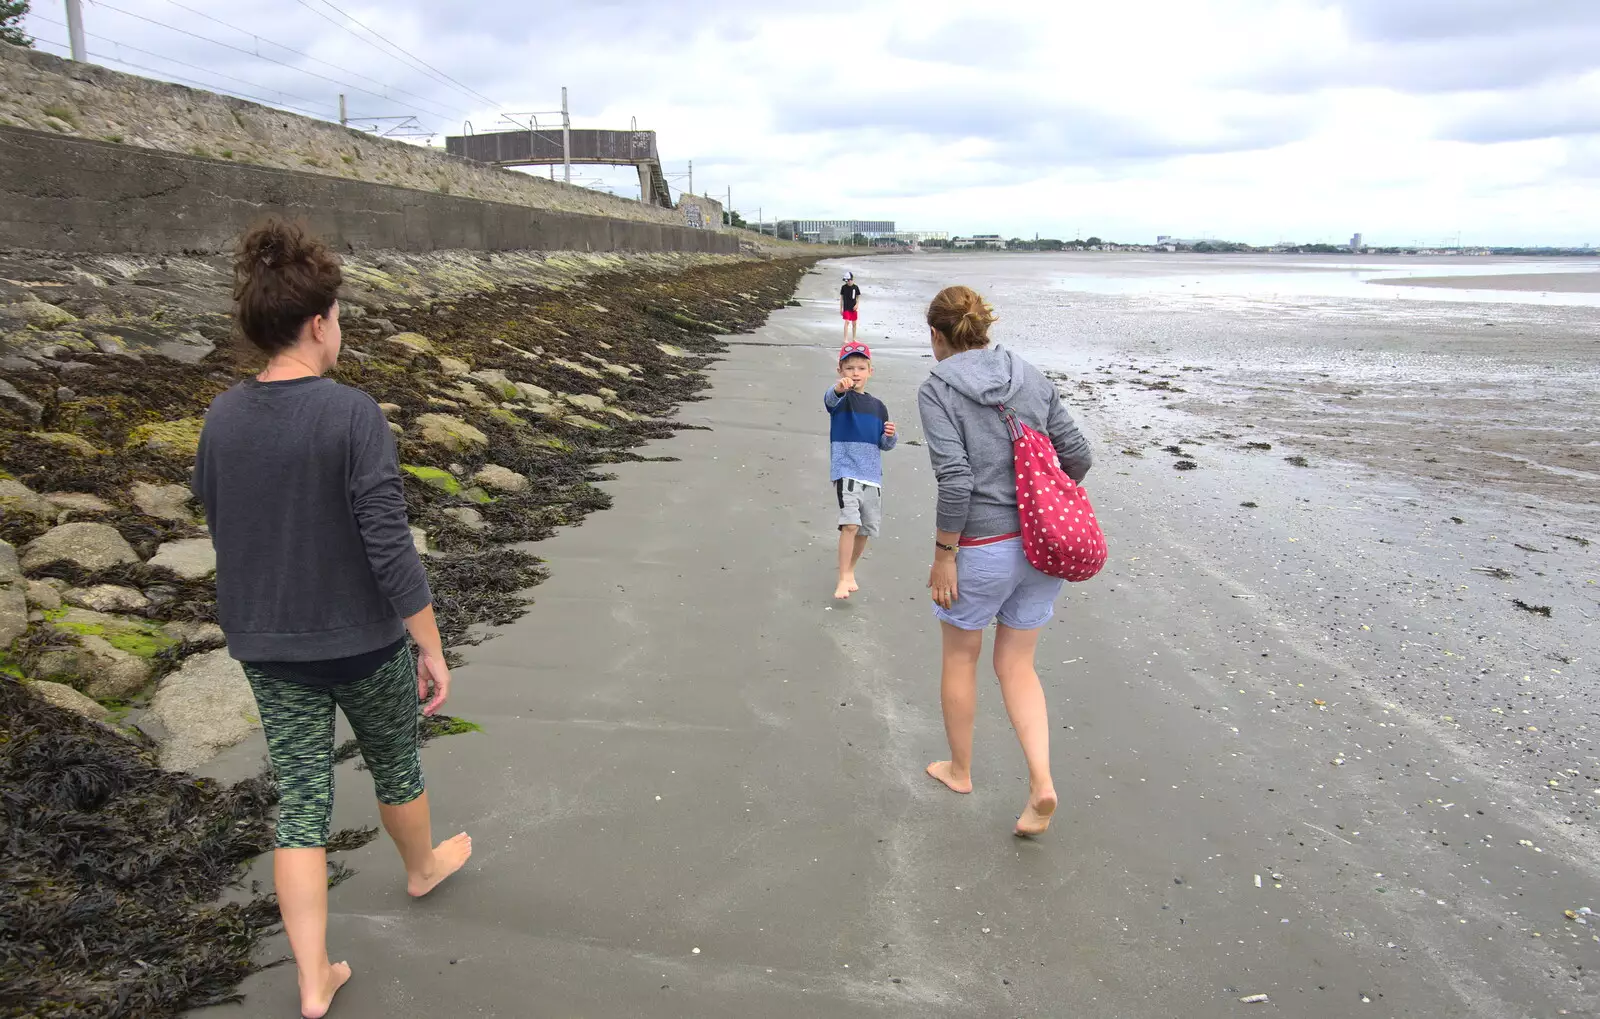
18, 0, 1600, 246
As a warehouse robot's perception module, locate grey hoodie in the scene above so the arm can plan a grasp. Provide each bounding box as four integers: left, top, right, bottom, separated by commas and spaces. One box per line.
916, 344, 1092, 538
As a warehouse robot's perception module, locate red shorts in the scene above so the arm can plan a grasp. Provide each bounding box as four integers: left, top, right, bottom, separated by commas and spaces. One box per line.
842, 310, 858, 322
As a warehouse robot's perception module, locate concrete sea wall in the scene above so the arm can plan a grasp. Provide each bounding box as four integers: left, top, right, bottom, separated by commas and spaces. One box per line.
0, 125, 737, 255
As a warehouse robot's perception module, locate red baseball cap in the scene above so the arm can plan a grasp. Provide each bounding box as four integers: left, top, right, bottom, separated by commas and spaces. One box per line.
839, 340, 872, 361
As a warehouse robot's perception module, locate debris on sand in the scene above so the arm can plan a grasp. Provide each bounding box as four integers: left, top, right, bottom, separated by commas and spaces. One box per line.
1243, 441, 1273, 451
1284, 455, 1311, 468
1240, 993, 1271, 1004
1471, 566, 1516, 580
1173, 460, 1199, 471
1513, 543, 1549, 554
1512, 599, 1553, 617
1562, 534, 1591, 547
1240, 501, 1259, 508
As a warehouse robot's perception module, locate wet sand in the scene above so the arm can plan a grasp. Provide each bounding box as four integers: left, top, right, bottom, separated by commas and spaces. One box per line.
1372, 271, 1600, 293
212, 263, 1599, 1018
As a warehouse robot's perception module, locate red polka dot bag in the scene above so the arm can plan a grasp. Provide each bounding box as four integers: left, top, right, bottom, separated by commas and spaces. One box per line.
1000, 405, 1107, 582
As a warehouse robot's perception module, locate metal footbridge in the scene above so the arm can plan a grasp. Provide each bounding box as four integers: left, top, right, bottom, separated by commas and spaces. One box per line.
445, 128, 673, 208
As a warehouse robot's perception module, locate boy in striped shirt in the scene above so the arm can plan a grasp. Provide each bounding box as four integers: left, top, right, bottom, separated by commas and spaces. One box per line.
825, 340, 897, 599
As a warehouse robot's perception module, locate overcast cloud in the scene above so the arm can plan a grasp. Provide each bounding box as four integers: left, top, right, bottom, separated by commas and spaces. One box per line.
20, 0, 1600, 245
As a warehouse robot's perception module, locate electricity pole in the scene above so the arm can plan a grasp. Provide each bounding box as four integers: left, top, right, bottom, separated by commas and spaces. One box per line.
65, 0, 87, 62
339, 94, 347, 127
687, 160, 692, 195
561, 86, 571, 185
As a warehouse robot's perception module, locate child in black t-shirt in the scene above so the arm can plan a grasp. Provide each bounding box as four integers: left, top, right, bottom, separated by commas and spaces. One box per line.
840, 271, 861, 342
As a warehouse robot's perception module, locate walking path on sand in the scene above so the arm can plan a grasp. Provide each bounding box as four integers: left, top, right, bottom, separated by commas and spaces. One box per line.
213, 265, 1599, 1018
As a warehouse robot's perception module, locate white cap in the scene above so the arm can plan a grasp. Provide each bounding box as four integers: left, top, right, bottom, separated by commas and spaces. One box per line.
843, 271, 853, 280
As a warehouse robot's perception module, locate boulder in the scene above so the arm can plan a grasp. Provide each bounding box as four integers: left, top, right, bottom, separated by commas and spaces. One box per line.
473, 464, 528, 494
65, 584, 151, 613
37, 634, 154, 699
5, 298, 78, 329
0, 587, 26, 647
550, 357, 602, 379
28, 680, 111, 722
564, 393, 607, 413
147, 649, 261, 772
409, 525, 429, 555
147, 538, 216, 580
0, 478, 55, 518
441, 383, 488, 408
0, 379, 43, 424
436, 356, 471, 376
31, 432, 101, 456
377, 402, 403, 417
415, 413, 489, 453
25, 579, 61, 611
514, 381, 552, 403
385, 332, 434, 357
0, 540, 18, 585
442, 507, 486, 531
20, 522, 140, 573
44, 492, 116, 515
400, 464, 461, 495
658, 343, 691, 358
469, 369, 520, 401
161, 619, 226, 645
130, 481, 196, 523
126, 417, 204, 457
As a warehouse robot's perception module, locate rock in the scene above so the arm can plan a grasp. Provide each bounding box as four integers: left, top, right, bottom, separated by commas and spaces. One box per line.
147, 538, 216, 580
5, 298, 78, 329
20, 522, 140, 573
130, 481, 196, 523
161, 619, 226, 645
65, 584, 151, 613
377, 402, 402, 417
25, 579, 61, 611
658, 343, 691, 358
0, 587, 26, 647
603, 406, 638, 421
442, 383, 488, 407
31, 431, 101, 456
44, 492, 116, 515
28, 680, 112, 721
147, 649, 261, 772
469, 369, 519, 401
415, 413, 489, 453
473, 464, 528, 493
409, 525, 429, 555
442, 507, 486, 531
564, 393, 607, 413
436, 356, 471, 376
400, 464, 461, 495
564, 414, 610, 431
551, 357, 603, 379
126, 417, 205, 457
514, 381, 552, 403
389, 421, 404, 436
0, 478, 55, 518
37, 634, 154, 699
0, 540, 19, 585
385, 332, 434, 357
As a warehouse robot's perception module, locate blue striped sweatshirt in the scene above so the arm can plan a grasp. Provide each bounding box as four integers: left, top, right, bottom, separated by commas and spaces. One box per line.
824, 386, 896, 485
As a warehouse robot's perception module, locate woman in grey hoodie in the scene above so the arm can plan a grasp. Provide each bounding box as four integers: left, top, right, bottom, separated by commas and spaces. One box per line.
916, 285, 1092, 836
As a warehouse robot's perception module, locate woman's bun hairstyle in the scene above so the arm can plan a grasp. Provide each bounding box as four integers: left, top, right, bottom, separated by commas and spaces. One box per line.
233, 217, 342, 355
926, 285, 996, 352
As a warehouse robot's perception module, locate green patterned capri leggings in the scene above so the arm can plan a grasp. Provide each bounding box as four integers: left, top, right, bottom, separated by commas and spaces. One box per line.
243, 645, 425, 849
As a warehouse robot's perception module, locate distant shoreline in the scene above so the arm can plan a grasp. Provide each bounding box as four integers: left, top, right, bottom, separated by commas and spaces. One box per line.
1371, 271, 1600, 293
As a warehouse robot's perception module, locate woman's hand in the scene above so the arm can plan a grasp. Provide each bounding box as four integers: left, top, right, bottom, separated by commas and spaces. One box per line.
417, 652, 452, 715
928, 557, 959, 609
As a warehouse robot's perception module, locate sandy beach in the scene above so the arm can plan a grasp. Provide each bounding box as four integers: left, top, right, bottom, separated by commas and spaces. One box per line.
1372, 270, 1600, 293
205, 259, 1599, 1018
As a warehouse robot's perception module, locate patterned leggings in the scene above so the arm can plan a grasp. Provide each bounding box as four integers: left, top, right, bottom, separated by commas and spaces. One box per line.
243, 645, 425, 849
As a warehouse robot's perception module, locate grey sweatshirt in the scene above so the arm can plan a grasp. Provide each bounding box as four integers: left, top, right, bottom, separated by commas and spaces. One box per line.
916, 345, 1092, 538
192, 377, 432, 662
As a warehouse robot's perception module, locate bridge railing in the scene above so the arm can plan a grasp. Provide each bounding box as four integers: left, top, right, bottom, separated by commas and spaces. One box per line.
446, 129, 660, 166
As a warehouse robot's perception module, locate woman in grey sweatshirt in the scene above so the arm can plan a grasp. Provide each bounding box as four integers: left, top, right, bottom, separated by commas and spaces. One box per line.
916, 285, 1092, 837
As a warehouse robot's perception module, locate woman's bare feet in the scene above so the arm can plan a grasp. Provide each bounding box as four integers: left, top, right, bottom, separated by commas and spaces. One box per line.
1013, 789, 1058, 837
834, 575, 856, 599
925, 760, 973, 794
406, 832, 473, 897
299, 960, 351, 1019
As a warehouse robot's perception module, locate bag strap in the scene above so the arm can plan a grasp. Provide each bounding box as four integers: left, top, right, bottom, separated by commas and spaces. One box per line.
996, 403, 1024, 442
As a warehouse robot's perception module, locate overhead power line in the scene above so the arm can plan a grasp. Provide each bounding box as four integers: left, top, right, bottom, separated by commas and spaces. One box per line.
153, 0, 461, 121
293, 0, 505, 113
88, 0, 452, 126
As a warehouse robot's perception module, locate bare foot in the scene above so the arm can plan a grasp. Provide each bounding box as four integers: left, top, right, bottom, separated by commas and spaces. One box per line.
1014, 790, 1058, 837
925, 760, 973, 794
834, 578, 854, 599
300, 960, 350, 1019
407, 832, 473, 897
847, 578, 860, 593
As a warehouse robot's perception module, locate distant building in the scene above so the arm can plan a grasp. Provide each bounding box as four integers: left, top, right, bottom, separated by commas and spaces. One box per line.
1349, 233, 1363, 251
783, 219, 896, 243
952, 234, 1006, 249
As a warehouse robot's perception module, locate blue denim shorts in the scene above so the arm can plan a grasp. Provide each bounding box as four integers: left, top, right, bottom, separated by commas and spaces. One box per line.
934, 537, 1065, 631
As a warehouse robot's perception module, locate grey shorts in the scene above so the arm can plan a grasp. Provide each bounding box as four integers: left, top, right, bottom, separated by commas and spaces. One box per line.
934, 537, 1065, 631
835, 478, 882, 538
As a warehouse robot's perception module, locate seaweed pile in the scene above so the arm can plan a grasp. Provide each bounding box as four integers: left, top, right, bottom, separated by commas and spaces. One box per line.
0, 249, 818, 1016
